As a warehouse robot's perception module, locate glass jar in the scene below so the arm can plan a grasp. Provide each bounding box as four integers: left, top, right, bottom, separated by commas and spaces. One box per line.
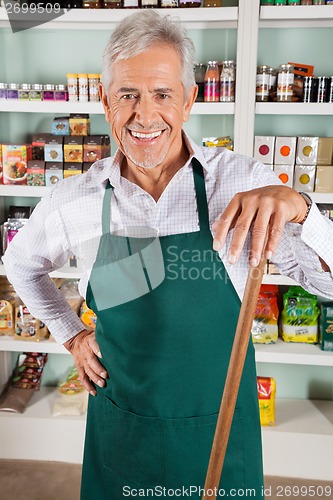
204, 0, 222, 7
194, 63, 206, 103
275, 0, 287, 4
179, 0, 201, 7
67, 73, 78, 102
82, 0, 102, 7
7, 83, 19, 100
103, 0, 122, 6
204, 61, 220, 102
277, 64, 294, 102
141, 0, 158, 7
78, 74, 89, 103
30, 84, 43, 101
220, 60, 236, 102
260, 0, 274, 4
0, 83, 8, 100
18, 84, 31, 101
88, 74, 100, 102
256, 65, 270, 102
268, 67, 277, 101
123, 0, 140, 6
288, 0, 301, 4
55, 84, 69, 101
43, 84, 55, 101
301, 0, 312, 4
313, 0, 325, 4
160, 0, 178, 6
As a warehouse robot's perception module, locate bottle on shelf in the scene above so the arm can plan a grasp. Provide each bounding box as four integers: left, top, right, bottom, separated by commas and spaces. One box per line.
275, 0, 287, 5
67, 74, 78, 102
78, 74, 89, 103
82, 0, 103, 7
103, 0, 123, 6
220, 60, 236, 103
160, 0, 178, 6
301, 0, 312, 4
204, 61, 220, 103
179, 0, 201, 7
194, 63, 206, 103
277, 63, 294, 102
288, 0, 301, 5
123, 0, 141, 7
141, 0, 159, 7
256, 65, 270, 102
203, 0, 222, 7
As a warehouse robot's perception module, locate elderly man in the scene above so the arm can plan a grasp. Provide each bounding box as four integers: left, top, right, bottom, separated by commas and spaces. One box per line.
3, 9, 333, 500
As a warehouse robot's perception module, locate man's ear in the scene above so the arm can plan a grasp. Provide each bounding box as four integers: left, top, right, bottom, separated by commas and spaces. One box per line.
183, 85, 198, 123
99, 83, 111, 124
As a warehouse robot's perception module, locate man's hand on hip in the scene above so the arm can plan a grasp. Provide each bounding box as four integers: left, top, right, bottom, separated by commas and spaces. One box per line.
64, 330, 108, 396
212, 185, 308, 268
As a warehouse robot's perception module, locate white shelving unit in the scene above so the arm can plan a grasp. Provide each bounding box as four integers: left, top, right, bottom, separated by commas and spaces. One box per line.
1, 0, 333, 479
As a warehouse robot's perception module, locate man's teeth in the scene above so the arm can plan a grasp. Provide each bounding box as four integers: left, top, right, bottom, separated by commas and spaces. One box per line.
131, 130, 162, 139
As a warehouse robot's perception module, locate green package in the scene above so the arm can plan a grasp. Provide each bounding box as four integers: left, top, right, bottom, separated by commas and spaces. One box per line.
319, 302, 333, 352
281, 286, 319, 343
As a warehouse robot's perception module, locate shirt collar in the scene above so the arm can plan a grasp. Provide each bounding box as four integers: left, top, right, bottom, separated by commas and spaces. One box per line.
85, 130, 216, 192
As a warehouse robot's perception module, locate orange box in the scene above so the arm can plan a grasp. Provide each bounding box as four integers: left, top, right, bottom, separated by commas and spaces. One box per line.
2, 144, 32, 185
288, 62, 314, 99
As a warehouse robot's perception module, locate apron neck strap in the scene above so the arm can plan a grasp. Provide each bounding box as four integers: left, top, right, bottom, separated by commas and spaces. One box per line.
101, 158, 210, 234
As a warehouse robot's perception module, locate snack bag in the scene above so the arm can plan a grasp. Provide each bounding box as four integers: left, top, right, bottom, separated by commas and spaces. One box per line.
52, 366, 88, 416
252, 285, 279, 344
257, 376, 276, 426
281, 286, 319, 343
14, 303, 49, 341
80, 300, 97, 330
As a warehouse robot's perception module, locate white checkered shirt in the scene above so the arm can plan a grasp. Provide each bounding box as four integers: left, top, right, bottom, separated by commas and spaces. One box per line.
3, 133, 333, 344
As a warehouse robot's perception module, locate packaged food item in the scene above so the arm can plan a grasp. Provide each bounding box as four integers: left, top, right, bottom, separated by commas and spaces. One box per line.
88, 74, 100, 102
31, 133, 52, 161
60, 280, 83, 314
257, 377, 276, 427
288, 62, 314, 100
274, 137, 297, 165
64, 136, 83, 163
252, 285, 279, 344
202, 136, 233, 150
45, 162, 64, 186
204, 61, 220, 103
254, 136, 275, 164
69, 114, 90, 136
220, 60, 236, 103
66, 74, 78, 102
315, 166, 333, 193
78, 74, 89, 103
63, 162, 83, 178
43, 84, 55, 101
83, 135, 109, 162
293, 165, 316, 192
27, 160, 45, 186
1, 218, 28, 255
44, 137, 63, 163
52, 366, 88, 417
29, 84, 43, 101
52, 116, 70, 136
2, 144, 32, 185
281, 286, 319, 343
319, 302, 333, 351
11, 352, 48, 390
54, 85, 68, 102
296, 136, 319, 165
277, 64, 294, 102
0, 297, 15, 335
80, 300, 97, 330
83, 162, 91, 173
303, 76, 318, 103
194, 63, 206, 103
14, 303, 49, 341
273, 164, 294, 188
0, 83, 7, 100
256, 65, 270, 102
317, 137, 333, 166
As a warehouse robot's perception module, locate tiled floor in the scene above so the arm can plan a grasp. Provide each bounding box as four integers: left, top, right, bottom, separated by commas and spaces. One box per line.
0, 460, 332, 500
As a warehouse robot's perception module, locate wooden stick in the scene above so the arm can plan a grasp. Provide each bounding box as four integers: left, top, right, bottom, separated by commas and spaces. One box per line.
202, 254, 267, 500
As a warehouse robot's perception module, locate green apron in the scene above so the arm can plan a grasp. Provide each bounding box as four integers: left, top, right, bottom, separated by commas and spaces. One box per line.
81, 160, 264, 499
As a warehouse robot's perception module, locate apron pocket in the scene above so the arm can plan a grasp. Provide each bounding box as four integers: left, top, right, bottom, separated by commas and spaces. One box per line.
103, 396, 164, 487
163, 409, 245, 493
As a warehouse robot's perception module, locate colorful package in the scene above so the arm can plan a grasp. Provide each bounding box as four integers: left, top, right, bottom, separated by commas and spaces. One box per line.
202, 136, 234, 150
252, 285, 279, 344
281, 286, 319, 343
80, 300, 97, 330
319, 302, 333, 352
14, 303, 49, 341
2, 144, 32, 185
257, 376, 276, 427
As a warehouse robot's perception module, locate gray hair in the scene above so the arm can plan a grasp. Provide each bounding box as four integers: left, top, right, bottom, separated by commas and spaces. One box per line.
101, 10, 196, 97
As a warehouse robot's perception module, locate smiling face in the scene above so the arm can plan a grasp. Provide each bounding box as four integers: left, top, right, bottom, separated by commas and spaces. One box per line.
100, 43, 197, 172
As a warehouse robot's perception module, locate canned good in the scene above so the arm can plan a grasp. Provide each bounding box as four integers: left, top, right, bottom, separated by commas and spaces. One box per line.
303, 76, 318, 103
277, 64, 294, 102
256, 65, 270, 102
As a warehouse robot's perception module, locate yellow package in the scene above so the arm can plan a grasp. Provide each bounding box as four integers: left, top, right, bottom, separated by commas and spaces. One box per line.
80, 300, 97, 330
0, 299, 15, 335
14, 303, 49, 341
257, 376, 276, 426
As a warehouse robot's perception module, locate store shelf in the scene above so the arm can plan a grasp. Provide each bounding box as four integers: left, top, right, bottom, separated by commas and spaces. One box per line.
0, 185, 51, 198
256, 102, 333, 115
262, 274, 297, 286
0, 6, 238, 30
0, 336, 68, 354
0, 99, 235, 115
0, 386, 85, 463
262, 398, 333, 480
255, 338, 333, 367
311, 192, 333, 204
260, 5, 333, 28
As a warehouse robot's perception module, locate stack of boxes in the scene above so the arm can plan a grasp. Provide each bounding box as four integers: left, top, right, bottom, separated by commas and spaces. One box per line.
0, 114, 111, 187
254, 136, 333, 193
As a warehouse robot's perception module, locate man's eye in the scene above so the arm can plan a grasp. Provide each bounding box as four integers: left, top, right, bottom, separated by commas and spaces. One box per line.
158, 94, 170, 99
121, 94, 136, 100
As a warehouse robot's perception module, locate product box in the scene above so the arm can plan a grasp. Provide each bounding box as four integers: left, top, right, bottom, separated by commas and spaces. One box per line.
69, 114, 90, 136
27, 160, 45, 186
64, 136, 83, 163
83, 136, 105, 163
45, 162, 64, 186
274, 137, 297, 165
83, 162, 92, 173
314, 166, 333, 193
52, 116, 70, 136
273, 164, 294, 188
288, 62, 314, 99
319, 302, 333, 351
44, 137, 63, 163
63, 162, 82, 178
293, 165, 316, 193
102, 134, 111, 158
296, 137, 319, 166
317, 137, 333, 166
253, 136, 275, 165
32, 133, 52, 161
267, 261, 280, 275
2, 144, 32, 185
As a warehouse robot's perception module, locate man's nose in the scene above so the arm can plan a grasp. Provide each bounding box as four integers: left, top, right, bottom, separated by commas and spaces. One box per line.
133, 95, 158, 128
